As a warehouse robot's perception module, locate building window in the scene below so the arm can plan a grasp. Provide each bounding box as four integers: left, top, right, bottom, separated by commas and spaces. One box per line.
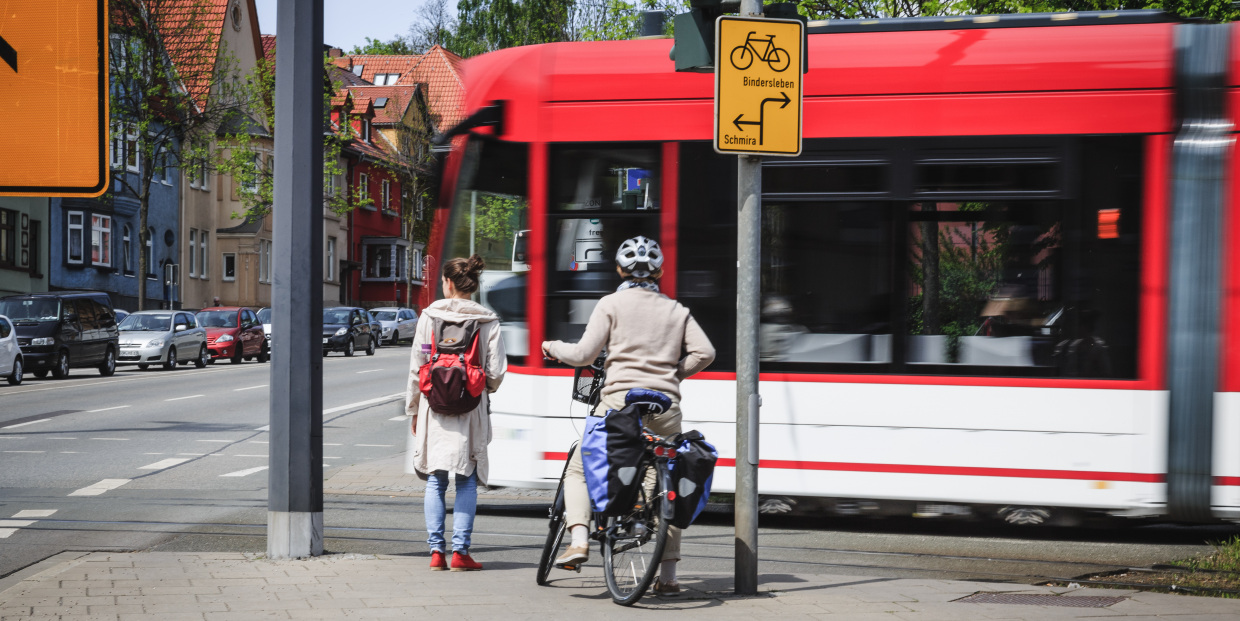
146, 227, 155, 279
366, 244, 391, 279
374, 73, 400, 85
0, 209, 14, 268
361, 240, 406, 281
222, 253, 236, 281
90, 215, 112, 267
361, 118, 370, 142
122, 225, 132, 275
67, 211, 84, 264
189, 156, 209, 190
188, 229, 197, 277
110, 124, 123, 170
125, 125, 140, 173
200, 232, 208, 278
158, 147, 173, 185
325, 171, 337, 197
359, 172, 370, 206
326, 236, 336, 282
412, 246, 423, 282
381, 180, 392, 214
259, 239, 272, 283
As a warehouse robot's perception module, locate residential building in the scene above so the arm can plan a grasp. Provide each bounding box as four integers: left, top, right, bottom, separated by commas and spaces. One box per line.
0, 197, 49, 298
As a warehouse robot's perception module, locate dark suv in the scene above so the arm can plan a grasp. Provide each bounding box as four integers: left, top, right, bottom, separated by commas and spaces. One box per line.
322, 306, 377, 356
0, 291, 120, 378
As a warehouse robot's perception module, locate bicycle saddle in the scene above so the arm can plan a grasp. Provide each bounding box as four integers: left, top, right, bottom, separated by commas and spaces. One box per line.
624, 388, 671, 414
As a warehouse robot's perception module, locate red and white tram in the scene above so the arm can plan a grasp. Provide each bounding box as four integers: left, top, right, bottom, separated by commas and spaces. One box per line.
431, 11, 1240, 523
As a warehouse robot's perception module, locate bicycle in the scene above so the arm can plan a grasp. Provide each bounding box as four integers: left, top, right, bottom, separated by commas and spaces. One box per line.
535, 356, 679, 606
730, 31, 791, 73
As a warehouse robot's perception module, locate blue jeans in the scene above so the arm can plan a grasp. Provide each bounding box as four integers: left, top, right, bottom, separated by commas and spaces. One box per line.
424, 469, 478, 554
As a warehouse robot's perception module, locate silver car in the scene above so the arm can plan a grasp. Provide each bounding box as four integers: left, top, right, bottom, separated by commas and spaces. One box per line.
369, 307, 418, 345
117, 310, 209, 370
0, 314, 23, 385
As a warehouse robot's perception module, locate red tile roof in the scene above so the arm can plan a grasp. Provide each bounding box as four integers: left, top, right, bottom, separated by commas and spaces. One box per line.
260, 34, 276, 64
344, 85, 421, 125
408, 46, 466, 131
333, 55, 421, 86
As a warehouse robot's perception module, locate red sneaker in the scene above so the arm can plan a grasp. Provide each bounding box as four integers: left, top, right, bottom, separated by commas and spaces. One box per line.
450, 551, 482, 571
429, 550, 447, 571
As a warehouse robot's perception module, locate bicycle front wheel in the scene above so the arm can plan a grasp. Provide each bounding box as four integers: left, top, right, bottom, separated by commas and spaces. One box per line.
602, 461, 669, 606
536, 479, 568, 585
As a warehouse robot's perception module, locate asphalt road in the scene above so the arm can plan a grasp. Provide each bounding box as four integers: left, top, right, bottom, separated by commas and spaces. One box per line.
1, 346, 1236, 590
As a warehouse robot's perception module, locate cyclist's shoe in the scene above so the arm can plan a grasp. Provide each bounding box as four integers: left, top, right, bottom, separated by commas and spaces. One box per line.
429, 550, 447, 571
652, 578, 681, 596
450, 552, 482, 571
554, 544, 589, 568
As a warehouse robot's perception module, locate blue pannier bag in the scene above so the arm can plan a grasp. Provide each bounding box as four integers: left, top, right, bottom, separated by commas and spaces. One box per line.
667, 430, 717, 528
581, 404, 645, 516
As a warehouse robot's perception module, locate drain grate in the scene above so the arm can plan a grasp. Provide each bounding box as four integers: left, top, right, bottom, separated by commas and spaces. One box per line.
955, 593, 1128, 608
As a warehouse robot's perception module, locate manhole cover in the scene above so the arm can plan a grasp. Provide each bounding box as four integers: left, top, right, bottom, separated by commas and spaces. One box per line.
955, 593, 1127, 608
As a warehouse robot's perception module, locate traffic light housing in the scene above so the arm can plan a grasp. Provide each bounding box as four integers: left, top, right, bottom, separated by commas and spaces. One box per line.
670, 0, 735, 72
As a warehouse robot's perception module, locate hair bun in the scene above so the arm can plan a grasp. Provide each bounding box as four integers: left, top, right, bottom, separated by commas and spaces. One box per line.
467, 254, 485, 275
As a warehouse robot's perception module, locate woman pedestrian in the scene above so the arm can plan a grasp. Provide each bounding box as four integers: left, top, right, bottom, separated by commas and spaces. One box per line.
405, 255, 506, 571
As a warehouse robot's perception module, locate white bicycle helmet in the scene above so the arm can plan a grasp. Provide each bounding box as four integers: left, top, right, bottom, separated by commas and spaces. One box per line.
615, 236, 663, 278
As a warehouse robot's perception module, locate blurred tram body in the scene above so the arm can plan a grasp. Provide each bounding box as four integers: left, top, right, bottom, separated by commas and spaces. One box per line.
432, 11, 1240, 523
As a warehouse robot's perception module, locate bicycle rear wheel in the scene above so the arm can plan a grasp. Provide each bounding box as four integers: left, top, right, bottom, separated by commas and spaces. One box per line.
602, 461, 669, 606
536, 479, 568, 585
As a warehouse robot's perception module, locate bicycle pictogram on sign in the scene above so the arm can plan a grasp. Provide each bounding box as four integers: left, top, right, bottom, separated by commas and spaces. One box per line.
729, 31, 790, 73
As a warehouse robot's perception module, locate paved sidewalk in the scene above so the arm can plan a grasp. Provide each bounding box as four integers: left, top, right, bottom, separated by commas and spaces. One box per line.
3, 550, 1240, 620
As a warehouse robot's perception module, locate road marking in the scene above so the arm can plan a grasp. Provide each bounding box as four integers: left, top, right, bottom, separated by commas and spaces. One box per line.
165, 394, 204, 401
0, 436, 18, 439
234, 454, 266, 457
144, 452, 164, 455
389, 416, 406, 421
356, 369, 381, 374
324, 443, 342, 446
139, 458, 192, 470
254, 425, 269, 432
87, 405, 130, 413
324, 456, 340, 460
3, 450, 44, 453
177, 453, 206, 456
196, 439, 233, 443
355, 444, 393, 447
60, 451, 80, 454
90, 438, 128, 441
235, 385, 267, 391
249, 441, 268, 445
69, 479, 131, 496
2, 419, 49, 429
0, 520, 35, 528
13, 510, 56, 518
221, 466, 268, 477
324, 393, 404, 415
0, 529, 16, 539
47, 437, 77, 440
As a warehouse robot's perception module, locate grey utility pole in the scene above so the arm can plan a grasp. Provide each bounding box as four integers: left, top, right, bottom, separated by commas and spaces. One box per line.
734, 0, 763, 597
268, 0, 325, 559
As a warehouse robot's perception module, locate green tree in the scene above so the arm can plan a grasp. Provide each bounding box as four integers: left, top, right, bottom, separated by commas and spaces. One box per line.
212, 54, 358, 219
446, 0, 576, 57
109, 0, 260, 310
349, 36, 417, 55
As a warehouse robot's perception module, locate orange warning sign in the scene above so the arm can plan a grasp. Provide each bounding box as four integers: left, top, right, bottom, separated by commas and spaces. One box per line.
0, 1, 108, 196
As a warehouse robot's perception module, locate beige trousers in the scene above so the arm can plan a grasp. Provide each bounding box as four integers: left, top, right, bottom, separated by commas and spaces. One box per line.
562, 392, 682, 562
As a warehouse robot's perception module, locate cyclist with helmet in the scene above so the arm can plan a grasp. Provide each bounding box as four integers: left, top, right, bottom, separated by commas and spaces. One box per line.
541, 235, 715, 595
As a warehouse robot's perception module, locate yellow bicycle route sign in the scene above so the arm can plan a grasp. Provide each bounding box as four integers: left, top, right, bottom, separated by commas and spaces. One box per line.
714, 16, 803, 157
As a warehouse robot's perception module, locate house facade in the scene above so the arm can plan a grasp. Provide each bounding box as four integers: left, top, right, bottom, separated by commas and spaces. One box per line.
0, 197, 50, 299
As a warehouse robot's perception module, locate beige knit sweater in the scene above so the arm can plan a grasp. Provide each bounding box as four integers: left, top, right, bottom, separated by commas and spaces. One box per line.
545, 287, 715, 401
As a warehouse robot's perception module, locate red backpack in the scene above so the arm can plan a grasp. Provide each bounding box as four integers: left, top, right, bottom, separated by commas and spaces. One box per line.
418, 318, 487, 415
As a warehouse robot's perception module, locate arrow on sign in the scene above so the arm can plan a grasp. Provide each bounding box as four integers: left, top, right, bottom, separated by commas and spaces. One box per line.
0, 35, 15, 72
731, 91, 790, 145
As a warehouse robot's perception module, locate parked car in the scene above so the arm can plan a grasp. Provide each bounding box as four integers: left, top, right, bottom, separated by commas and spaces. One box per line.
257, 307, 272, 348
369, 307, 418, 345
365, 310, 383, 349
0, 291, 119, 378
196, 306, 267, 364
322, 306, 376, 356
114, 309, 130, 323
0, 315, 23, 385
117, 310, 209, 370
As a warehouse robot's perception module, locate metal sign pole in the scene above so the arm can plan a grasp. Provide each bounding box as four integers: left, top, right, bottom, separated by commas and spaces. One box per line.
268, 0, 324, 559
733, 0, 763, 597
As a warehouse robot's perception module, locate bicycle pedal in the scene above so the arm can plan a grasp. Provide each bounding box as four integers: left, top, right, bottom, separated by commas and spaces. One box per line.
558, 562, 583, 572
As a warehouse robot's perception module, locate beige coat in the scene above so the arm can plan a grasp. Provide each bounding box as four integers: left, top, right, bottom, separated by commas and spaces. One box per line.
404, 298, 506, 485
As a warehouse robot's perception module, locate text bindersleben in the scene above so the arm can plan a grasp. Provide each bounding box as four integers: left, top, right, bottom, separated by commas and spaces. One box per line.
743, 76, 796, 89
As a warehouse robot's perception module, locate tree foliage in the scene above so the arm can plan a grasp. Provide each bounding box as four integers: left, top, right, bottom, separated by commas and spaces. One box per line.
349, 36, 418, 55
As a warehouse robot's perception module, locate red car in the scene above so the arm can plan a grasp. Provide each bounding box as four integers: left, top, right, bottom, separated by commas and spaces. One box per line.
195, 307, 267, 364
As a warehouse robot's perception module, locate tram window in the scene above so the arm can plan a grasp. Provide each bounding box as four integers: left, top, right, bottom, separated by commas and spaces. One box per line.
444, 138, 530, 360
916, 159, 1058, 194
550, 144, 660, 211
761, 202, 893, 365
763, 162, 887, 196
